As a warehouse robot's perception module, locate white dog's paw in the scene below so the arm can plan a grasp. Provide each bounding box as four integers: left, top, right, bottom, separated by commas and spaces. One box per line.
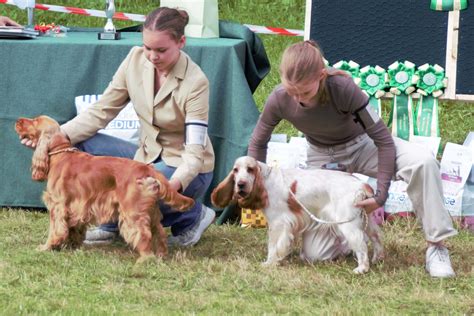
261, 259, 279, 267
352, 265, 369, 274
371, 251, 385, 264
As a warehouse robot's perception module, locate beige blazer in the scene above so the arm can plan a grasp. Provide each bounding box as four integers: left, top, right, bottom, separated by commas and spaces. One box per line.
61, 47, 215, 190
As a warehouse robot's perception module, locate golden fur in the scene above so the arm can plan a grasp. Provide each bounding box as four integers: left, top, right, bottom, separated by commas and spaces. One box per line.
15, 115, 194, 262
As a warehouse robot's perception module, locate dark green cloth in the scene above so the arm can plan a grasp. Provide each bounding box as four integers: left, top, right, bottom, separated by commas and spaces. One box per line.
0, 22, 270, 209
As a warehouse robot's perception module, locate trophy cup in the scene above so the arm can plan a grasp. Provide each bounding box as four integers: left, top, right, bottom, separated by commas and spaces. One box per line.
26, 0, 35, 29
12, 0, 35, 28
98, 0, 121, 40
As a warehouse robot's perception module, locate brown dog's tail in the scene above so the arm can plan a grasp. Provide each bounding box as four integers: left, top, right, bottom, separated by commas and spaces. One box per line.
136, 172, 195, 212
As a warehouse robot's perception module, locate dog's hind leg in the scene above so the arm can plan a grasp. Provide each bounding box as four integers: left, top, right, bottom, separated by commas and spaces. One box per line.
365, 216, 384, 263
119, 204, 155, 263
338, 221, 369, 274
150, 208, 168, 258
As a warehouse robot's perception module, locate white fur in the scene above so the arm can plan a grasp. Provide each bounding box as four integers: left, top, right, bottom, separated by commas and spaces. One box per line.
214, 156, 384, 274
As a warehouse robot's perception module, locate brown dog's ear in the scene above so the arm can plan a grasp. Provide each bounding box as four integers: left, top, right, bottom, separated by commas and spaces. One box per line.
238, 165, 268, 210
211, 170, 235, 208
31, 130, 52, 181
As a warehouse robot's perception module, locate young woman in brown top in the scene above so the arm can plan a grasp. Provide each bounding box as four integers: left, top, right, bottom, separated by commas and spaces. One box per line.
248, 40, 457, 278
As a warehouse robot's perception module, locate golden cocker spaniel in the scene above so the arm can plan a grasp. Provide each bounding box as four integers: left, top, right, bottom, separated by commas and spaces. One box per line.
15, 115, 194, 263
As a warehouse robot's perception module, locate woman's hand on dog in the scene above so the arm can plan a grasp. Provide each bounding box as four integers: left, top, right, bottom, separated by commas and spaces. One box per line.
20, 129, 69, 149
355, 197, 381, 213
20, 137, 37, 148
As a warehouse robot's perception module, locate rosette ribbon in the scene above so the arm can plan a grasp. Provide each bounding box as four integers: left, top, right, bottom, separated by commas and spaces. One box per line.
430, 0, 468, 11
387, 61, 417, 141
358, 65, 387, 116
323, 58, 330, 67
332, 60, 361, 84
414, 63, 447, 137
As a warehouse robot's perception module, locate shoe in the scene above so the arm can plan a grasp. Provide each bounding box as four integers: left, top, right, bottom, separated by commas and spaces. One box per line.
425, 245, 456, 278
168, 205, 216, 247
83, 227, 119, 245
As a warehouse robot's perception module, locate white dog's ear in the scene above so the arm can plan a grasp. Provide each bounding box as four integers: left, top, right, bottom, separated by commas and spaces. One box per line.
211, 170, 235, 208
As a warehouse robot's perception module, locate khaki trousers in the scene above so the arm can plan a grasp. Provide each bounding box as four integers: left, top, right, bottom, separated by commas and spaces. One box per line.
301, 134, 457, 262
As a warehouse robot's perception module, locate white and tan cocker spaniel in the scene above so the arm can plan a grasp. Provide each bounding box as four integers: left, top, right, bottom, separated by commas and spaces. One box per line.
211, 156, 384, 274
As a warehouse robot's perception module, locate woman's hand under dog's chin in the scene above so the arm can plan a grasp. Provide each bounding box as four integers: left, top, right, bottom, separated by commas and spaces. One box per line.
20, 136, 37, 148
20, 129, 70, 149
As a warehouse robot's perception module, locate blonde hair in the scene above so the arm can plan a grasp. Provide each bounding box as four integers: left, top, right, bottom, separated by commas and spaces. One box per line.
280, 40, 348, 104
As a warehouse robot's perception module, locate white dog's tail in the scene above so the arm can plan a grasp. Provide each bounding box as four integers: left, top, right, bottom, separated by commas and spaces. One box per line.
354, 183, 375, 204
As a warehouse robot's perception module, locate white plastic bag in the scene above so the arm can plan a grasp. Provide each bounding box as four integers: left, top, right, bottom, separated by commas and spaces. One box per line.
440, 142, 472, 216
266, 136, 308, 169
160, 0, 219, 38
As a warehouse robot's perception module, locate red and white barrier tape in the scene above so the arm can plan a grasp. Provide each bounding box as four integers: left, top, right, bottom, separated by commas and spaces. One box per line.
0, 0, 304, 36
1, 0, 146, 22
243, 24, 303, 36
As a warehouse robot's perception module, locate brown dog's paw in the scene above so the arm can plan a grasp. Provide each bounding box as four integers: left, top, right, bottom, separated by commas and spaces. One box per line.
135, 254, 158, 265
36, 244, 51, 251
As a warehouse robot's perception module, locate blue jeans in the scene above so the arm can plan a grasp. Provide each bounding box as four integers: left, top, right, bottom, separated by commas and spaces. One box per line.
76, 133, 213, 236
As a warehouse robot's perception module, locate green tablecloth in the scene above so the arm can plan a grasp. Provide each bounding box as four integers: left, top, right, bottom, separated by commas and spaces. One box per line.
0, 22, 270, 209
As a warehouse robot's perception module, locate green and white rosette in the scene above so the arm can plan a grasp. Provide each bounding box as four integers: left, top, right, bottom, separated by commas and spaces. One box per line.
332, 60, 361, 85
430, 0, 468, 11
387, 61, 417, 141
414, 63, 447, 137
323, 57, 330, 67
358, 65, 387, 116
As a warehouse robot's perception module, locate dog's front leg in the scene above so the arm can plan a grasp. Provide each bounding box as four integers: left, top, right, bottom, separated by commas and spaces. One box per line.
150, 208, 168, 258
263, 221, 293, 266
66, 225, 87, 249
38, 201, 69, 251
38, 213, 57, 251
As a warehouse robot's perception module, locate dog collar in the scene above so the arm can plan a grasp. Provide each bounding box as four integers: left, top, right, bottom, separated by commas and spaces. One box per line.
48, 147, 79, 156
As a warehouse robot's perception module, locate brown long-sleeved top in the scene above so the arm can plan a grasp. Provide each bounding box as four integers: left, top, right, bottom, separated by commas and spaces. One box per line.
248, 74, 395, 205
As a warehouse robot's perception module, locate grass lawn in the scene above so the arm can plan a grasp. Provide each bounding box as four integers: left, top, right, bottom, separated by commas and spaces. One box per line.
1, 0, 473, 314
0, 209, 473, 314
